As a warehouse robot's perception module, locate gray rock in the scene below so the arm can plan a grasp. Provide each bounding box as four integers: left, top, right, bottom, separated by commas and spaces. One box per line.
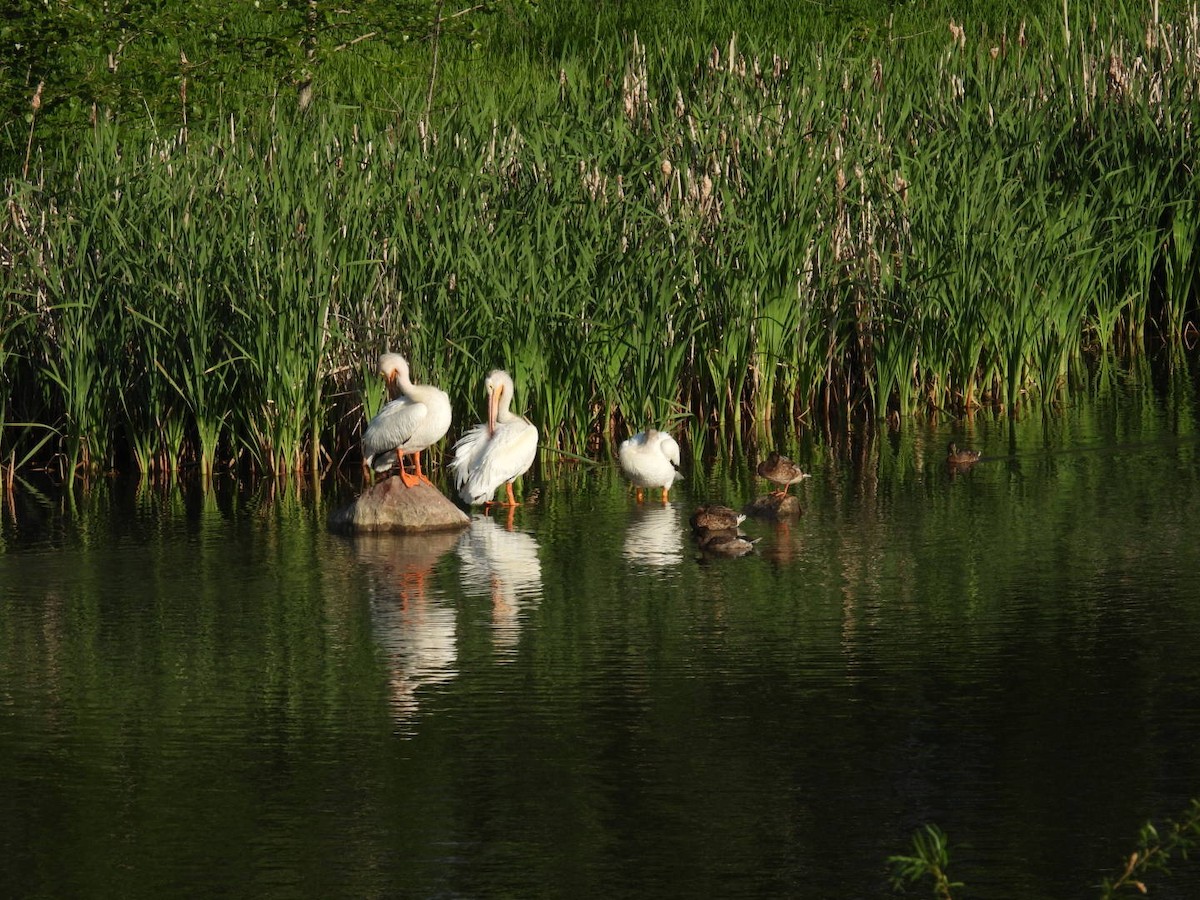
329, 477, 470, 534
744, 493, 802, 520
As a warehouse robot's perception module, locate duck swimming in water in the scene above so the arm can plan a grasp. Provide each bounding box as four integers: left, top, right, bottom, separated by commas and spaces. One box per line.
696, 528, 757, 558
689, 504, 745, 533
946, 442, 981, 467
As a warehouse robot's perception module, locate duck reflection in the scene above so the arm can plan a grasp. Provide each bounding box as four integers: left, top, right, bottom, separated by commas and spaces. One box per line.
759, 522, 800, 568
355, 531, 461, 731
623, 503, 684, 569
456, 516, 543, 656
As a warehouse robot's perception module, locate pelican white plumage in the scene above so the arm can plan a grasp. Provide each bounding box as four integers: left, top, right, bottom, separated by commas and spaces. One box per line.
362, 353, 452, 487
618, 428, 681, 503
450, 370, 538, 507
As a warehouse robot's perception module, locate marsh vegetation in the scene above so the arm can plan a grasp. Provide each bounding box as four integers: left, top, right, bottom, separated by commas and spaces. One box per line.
2, 2, 1199, 479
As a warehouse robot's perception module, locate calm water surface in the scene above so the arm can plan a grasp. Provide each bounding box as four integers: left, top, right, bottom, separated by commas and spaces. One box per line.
3, 376, 1200, 898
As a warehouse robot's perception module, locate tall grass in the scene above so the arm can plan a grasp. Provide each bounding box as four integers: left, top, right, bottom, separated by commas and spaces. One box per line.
3, 6, 1200, 479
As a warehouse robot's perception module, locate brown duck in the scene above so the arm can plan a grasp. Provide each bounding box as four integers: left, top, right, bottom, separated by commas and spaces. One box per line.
696, 528, 757, 558
689, 504, 745, 532
946, 442, 981, 466
757, 451, 810, 495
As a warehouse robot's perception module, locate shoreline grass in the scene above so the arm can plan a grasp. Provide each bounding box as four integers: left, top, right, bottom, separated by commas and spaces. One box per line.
3, 6, 1200, 478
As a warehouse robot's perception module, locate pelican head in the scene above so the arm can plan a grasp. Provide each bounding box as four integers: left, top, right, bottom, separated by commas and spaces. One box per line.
379, 353, 410, 392
485, 369, 514, 438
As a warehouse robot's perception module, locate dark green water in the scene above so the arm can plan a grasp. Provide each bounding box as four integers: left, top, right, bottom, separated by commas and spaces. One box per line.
3, 372, 1200, 899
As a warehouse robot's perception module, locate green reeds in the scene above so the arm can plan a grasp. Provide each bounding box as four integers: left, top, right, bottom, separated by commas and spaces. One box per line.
3, 4, 1200, 478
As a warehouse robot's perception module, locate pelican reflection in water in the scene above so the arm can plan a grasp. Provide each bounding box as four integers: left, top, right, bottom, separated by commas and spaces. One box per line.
356, 531, 461, 731
622, 503, 684, 569
456, 516, 543, 656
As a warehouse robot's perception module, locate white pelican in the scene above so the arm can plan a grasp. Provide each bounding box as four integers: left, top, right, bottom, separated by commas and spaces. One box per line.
618, 428, 681, 503
362, 353, 452, 487
450, 369, 538, 507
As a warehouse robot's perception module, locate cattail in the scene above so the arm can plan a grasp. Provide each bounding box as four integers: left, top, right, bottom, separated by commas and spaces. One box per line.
23, 81, 45, 180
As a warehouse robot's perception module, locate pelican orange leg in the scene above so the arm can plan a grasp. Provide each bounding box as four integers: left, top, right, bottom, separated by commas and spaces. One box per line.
413, 452, 435, 487
483, 482, 521, 512
396, 450, 420, 487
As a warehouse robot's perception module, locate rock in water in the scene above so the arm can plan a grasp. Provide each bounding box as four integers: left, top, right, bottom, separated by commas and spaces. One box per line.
329, 477, 470, 534
744, 493, 802, 521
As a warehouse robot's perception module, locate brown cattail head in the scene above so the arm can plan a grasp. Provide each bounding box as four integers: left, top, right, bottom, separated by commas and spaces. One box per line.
32, 81, 44, 112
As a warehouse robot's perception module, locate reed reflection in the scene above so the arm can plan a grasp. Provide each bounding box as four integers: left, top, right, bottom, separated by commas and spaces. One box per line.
355, 531, 461, 731
456, 515, 543, 657
622, 503, 684, 570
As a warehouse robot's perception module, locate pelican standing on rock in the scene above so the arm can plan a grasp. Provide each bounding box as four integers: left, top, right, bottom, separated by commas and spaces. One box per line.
618, 429, 681, 503
451, 370, 538, 507
362, 353, 452, 487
